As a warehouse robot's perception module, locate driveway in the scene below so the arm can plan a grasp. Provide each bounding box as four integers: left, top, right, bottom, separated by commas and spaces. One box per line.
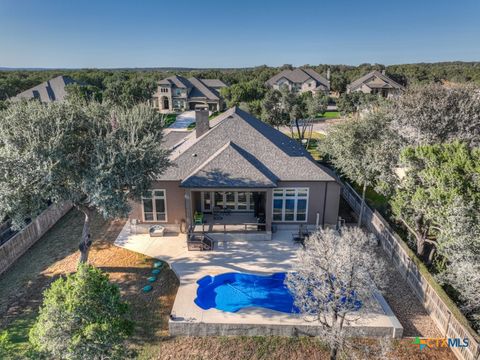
169, 110, 195, 129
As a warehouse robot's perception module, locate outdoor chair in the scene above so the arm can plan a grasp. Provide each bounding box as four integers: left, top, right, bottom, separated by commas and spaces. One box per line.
194, 211, 204, 225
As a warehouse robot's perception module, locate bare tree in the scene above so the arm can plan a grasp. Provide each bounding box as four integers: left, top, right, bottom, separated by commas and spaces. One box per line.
286, 227, 385, 360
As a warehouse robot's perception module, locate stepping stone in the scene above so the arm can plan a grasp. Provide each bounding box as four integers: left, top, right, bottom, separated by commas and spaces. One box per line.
147, 276, 157, 283
142, 285, 153, 293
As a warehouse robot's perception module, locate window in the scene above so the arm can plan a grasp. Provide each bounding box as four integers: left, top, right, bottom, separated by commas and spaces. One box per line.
142, 190, 167, 222
202, 191, 257, 212
272, 188, 308, 222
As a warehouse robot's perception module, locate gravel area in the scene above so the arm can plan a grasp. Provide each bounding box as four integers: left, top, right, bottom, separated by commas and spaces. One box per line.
378, 248, 442, 338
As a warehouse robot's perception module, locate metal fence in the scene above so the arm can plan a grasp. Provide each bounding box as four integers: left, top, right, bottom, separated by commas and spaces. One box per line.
339, 180, 479, 360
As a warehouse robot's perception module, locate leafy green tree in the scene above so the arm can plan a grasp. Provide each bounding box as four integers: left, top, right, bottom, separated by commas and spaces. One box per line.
0, 101, 171, 262
329, 72, 348, 93
30, 264, 133, 360
65, 83, 103, 103
261, 89, 288, 128
320, 110, 399, 225
306, 92, 328, 118
336, 92, 383, 115
391, 141, 480, 262
103, 73, 157, 107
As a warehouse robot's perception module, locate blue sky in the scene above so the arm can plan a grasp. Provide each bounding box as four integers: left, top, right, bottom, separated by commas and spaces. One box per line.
1, 0, 479, 68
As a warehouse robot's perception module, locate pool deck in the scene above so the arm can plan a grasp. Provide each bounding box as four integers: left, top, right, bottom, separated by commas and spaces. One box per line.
114, 223, 403, 337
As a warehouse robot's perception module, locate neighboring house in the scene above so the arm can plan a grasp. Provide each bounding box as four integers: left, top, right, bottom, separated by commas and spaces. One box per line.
129, 106, 341, 239
152, 75, 227, 113
347, 70, 405, 98
266, 68, 330, 95
12, 75, 77, 103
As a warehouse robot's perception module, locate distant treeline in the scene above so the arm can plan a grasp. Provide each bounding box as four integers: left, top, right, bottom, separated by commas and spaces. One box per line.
1, 61, 480, 101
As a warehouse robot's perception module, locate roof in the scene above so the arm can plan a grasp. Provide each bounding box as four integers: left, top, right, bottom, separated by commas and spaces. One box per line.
181, 141, 277, 188
12, 76, 76, 103
158, 75, 192, 88
157, 76, 224, 100
159, 107, 336, 187
162, 130, 191, 150
266, 68, 330, 89
347, 71, 405, 91
200, 79, 227, 88
187, 77, 220, 100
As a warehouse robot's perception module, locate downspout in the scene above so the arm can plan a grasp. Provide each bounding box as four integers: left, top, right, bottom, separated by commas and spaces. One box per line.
321, 182, 328, 228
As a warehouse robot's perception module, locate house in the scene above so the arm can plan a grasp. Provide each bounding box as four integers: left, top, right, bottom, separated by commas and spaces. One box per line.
12, 75, 77, 103
128, 106, 341, 240
151, 75, 227, 113
347, 70, 405, 98
266, 68, 330, 95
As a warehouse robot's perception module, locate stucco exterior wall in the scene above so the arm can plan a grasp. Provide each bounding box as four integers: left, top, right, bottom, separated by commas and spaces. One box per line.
128, 181, 186, 227
275, 181, 340, 227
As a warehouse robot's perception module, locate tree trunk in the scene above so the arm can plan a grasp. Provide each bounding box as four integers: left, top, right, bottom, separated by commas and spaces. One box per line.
414, 214, 427, 258
78, 207, 93, 264
295, 119, 302, 140
358, 182, 367, 227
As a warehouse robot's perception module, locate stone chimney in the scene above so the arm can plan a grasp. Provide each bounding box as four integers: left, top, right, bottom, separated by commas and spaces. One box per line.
381, 69, 386, 75
327, 68, 331, 81
195, 105, 209, 138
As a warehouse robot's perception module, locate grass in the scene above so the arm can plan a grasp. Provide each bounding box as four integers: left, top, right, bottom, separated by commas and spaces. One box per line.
320, 111, 340, 119
163, 114, 177, 127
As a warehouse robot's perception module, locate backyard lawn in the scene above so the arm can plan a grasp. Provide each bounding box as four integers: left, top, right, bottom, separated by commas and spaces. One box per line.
320, 111, 340, 119
0, 210, 455, 359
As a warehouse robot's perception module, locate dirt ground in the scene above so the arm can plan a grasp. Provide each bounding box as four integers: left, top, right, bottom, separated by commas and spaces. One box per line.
0, 209, 455, 359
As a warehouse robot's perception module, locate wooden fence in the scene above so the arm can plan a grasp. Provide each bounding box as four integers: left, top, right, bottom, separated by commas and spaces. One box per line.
340, 180, 479, 360
0, 202, 72, 276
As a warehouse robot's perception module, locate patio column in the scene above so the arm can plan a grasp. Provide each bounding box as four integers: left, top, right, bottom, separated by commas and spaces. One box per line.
184, 189, 193, 229
265, 189, 272, 234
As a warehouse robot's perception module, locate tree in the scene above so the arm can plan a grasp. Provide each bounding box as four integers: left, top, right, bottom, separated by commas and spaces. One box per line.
30, 264, 133, 359
306, 92, 328, 118
0, 101, 171, 262
103, 73, 157, 107
261, 88, 288, 128
65, 83, 103, 103
435, 199, 480, 331
389, 83, 480, 147
336, 92, 384, 116
391, 142, 480, 262
319, 110, 399, 225
286, 227, 385, 360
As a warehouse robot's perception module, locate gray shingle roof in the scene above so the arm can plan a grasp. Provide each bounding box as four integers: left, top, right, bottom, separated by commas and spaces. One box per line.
12, 76, 76, 103
347, 71, 405, 91
159, 107, 335, 186
181, 141, 277, 188
187, 77, 219, 100
200, 79, 227, 88
158, 75, 192, 88
266, 68, 330, 89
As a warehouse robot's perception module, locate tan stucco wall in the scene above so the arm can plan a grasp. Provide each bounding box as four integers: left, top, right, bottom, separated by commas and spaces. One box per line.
128, 180, 340, 229
275, 181, 340, 226
128, 180, 186, 226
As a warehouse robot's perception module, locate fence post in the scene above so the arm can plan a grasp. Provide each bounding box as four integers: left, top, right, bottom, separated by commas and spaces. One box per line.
444, 311, 451, 338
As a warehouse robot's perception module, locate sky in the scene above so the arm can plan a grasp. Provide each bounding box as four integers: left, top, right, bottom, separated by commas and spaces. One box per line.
0, 0, 479, 68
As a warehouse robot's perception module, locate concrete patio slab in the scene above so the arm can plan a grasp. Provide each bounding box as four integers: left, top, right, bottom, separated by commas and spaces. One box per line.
114, 223, 403, 338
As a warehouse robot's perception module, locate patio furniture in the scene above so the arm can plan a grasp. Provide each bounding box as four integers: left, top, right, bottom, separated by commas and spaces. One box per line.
187, 234, 214, 251
149, 225, 165, 237
194, 211, 204, 225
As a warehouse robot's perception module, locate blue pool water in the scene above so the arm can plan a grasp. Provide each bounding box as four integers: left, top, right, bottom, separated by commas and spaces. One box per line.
194, 272, 299, 313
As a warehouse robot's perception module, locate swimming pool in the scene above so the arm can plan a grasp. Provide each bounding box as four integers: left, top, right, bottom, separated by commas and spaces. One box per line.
194, 272, 299, 313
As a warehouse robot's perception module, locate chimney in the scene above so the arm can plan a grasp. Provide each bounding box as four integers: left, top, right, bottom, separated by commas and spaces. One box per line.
195, 105, 209, 138
381, 69, 386, 75
327, 68, 331, 81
